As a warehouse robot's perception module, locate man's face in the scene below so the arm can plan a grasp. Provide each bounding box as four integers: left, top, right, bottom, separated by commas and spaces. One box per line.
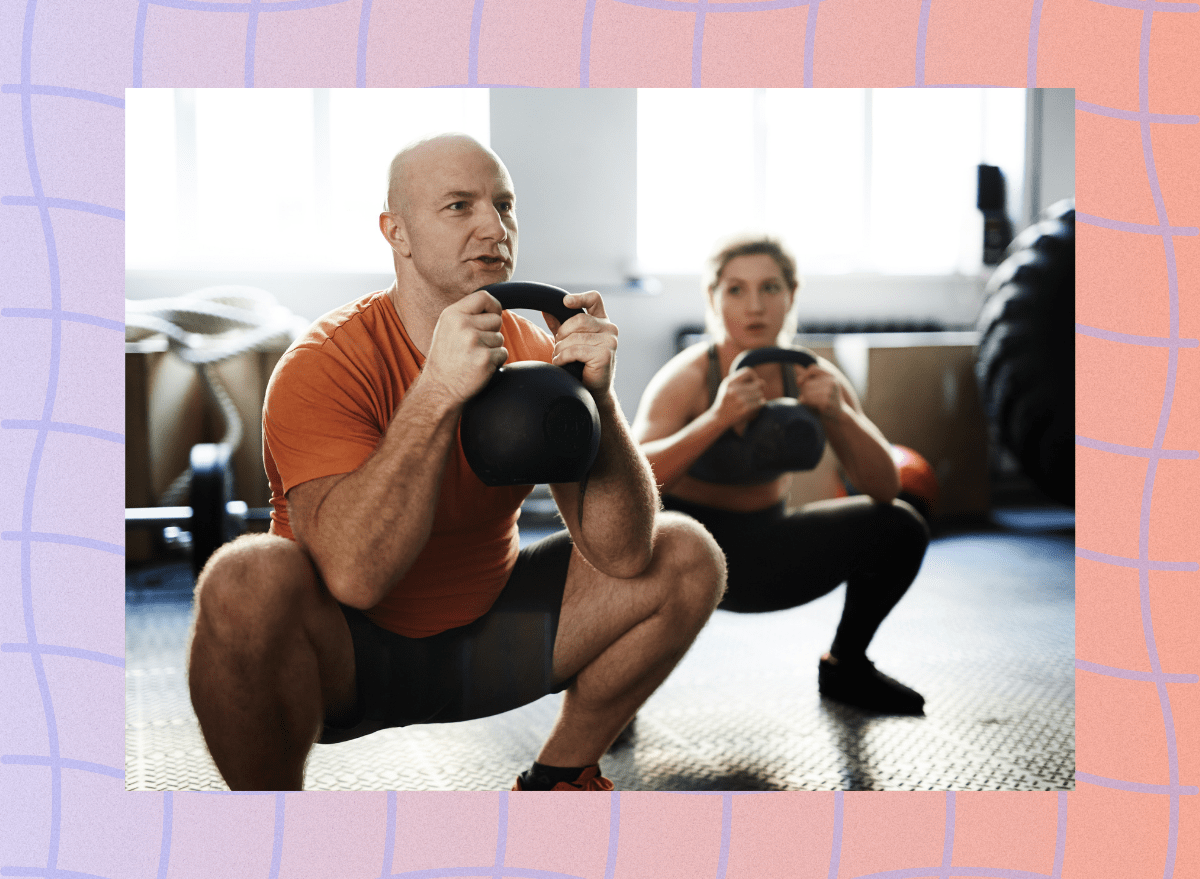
396, 141, 518, 299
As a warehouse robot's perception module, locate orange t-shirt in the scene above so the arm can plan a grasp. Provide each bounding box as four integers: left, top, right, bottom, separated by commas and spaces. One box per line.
262, 290, 556, 637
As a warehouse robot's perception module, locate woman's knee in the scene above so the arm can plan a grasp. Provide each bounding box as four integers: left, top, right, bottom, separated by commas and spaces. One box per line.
879, 498, 931, 552
854, 500, 930, 587
652, 511, 727, 616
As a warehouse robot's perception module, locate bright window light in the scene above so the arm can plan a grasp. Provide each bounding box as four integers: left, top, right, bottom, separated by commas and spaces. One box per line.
637, 88, 1026, 277
763, 89, 867, 275
193, 89, 316, 272
125, 89, 490, 273
125, 88, 180, 270
636, 89, 758, 276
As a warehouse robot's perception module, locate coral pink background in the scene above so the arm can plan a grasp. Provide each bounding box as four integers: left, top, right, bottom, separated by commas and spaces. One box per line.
1, 0, 1194, 876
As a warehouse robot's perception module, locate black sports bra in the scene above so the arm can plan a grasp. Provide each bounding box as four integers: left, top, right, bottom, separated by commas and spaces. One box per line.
686, 343, 802, 486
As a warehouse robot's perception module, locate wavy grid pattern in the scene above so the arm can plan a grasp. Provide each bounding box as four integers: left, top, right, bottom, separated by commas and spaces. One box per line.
1, 1, 1194, 878
1071, 5, 1200, 872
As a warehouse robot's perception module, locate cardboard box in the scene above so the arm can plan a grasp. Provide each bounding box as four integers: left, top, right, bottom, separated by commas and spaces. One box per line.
786, 333, 989, 519
125, 344, 280, 511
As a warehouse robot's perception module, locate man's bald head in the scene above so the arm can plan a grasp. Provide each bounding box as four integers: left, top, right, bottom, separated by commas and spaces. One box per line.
378, 132, 518, 301
384, 133, 504, 220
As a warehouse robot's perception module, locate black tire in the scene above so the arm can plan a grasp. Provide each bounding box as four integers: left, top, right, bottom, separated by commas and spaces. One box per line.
975, 199, 1074, 507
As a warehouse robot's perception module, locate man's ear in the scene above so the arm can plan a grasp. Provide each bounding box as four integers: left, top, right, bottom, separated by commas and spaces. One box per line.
379, 212, 412, 258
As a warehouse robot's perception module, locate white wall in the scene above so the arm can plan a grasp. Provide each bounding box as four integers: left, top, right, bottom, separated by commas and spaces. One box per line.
490, 89, 638, 288
1041, 88, 1076, 213
1024, 88, 1075, 225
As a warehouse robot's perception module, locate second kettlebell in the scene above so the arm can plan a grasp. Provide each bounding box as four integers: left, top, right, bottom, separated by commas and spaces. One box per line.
729, 346, 827, 474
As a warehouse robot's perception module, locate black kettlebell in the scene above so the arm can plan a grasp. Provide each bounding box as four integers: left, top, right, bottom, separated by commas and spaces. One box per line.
459, 281, 602, 486
729, 346, 827, 474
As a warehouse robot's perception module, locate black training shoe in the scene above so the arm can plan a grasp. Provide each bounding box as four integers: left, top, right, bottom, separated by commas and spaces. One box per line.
512, 765, 614, 791
818, 654, 925, 715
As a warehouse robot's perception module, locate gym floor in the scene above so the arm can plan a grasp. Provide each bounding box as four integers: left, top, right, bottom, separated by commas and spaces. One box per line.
125, 505, 1074, 792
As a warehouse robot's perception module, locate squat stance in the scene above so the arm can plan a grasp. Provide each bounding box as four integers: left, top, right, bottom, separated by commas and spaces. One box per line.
633, 236, 928, 714
188, 134, 725, 791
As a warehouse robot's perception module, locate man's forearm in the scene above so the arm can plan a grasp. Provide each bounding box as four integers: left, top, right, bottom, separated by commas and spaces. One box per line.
639, 408, 728, 493
558, 390, 658, 578
294, 375, 462, 608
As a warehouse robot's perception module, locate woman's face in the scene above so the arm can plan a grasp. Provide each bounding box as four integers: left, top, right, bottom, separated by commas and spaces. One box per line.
710, 253, 794, 349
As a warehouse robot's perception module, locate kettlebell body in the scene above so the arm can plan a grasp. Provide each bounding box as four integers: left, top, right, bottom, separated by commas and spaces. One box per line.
742, 397, 826, 473
733, 346, 826, 474
687, 346, 826, 485
459, 281, 601, 486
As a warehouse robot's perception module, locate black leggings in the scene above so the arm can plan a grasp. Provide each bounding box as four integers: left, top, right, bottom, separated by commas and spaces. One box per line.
661, 494, 929, 659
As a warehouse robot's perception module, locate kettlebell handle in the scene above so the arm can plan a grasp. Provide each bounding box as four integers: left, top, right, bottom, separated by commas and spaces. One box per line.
480, 281, 586, 382
730, 345, 818, 373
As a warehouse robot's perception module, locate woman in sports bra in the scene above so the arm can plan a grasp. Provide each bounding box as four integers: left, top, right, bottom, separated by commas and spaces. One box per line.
631, 235, 930, 714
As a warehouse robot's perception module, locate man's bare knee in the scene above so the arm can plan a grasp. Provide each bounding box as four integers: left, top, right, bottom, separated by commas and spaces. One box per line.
192, 533, 318, 644
650, 511, 727, 620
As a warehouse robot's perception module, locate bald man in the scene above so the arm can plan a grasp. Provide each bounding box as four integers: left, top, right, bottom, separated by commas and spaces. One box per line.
187, 134, 725, 791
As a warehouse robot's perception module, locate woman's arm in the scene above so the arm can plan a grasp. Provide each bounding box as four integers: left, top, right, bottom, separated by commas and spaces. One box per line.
631, 350, 766, 493
798, 359, 900, 503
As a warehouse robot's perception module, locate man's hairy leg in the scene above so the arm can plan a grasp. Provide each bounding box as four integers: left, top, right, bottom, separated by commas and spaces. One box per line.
187, 534, 356, 791
537, 512, 726, 768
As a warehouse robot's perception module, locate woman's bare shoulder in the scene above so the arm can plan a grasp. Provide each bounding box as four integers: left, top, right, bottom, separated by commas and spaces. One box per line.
649, 342, 711, 395
632, 342, 712, 434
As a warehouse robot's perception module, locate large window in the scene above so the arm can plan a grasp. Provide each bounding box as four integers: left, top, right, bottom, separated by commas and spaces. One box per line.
128, 88, 1026, 282
636, 88, 1026, 276
126, 89, 491, 273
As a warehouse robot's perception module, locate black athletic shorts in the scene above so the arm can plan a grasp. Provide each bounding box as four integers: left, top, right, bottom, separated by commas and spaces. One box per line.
318, 529, 574, 745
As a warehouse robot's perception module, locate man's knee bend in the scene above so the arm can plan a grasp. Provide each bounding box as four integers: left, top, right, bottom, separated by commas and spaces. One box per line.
653, 511, 727, 612
194, 534, 317, 633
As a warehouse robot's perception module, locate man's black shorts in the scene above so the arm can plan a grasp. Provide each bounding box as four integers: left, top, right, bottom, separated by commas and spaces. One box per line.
318, 529, 574, 745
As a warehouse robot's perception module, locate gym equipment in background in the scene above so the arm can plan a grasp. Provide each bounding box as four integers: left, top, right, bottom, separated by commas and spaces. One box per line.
125, 287, 306, 574
977, 164, 1014, 266
836, 444, 940, 522
975, 199, 1074, 507
688, 346, 827, 485
126, 286, 307, 505
891, 444, 939, 521
125, 443, 271, 577
461, 281, 602, 486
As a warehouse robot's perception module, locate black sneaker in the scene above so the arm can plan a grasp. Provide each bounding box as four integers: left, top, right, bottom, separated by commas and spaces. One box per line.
512, 765, 614, 791
818, 654, 925, 715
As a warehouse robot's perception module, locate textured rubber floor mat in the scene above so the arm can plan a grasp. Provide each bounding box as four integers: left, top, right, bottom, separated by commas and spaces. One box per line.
126, 525, 1074, 791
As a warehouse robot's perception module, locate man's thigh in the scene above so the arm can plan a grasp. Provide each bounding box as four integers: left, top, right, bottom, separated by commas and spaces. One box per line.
191, 532, 357, 723
551, 512, 716, 683
320, 528, 575, 742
